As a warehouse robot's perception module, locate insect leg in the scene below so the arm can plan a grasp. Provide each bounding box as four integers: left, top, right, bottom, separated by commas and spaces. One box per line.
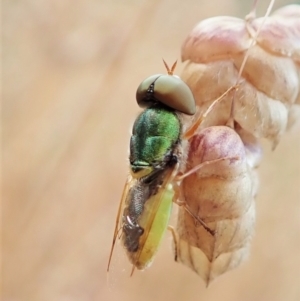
173, 194, 215, 235
177, 156, 239, 181
183, 86, 238, 140
167, 225, 179, 262
173, 156, 239, 235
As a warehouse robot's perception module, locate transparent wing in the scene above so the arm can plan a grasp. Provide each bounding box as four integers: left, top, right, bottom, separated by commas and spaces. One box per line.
107, 175, 135, 272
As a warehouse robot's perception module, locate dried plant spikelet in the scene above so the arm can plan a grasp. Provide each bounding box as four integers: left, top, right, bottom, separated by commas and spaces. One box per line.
252, 5, 300, 62
174, 126, 256, 284
174, 4, 300, 284
251, 5, 300, 128
181, 5, 300, 145
234, 123, 262, 170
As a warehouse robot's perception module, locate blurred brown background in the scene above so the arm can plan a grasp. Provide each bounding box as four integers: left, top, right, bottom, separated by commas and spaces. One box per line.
3, 0, 300, 300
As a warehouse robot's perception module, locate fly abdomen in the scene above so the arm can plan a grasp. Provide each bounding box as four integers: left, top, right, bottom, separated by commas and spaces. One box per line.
123, 171, 167, 255
122, 181, 149, 252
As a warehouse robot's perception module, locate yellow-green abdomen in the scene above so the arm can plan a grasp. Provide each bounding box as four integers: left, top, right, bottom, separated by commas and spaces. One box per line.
123, 180, 174, 269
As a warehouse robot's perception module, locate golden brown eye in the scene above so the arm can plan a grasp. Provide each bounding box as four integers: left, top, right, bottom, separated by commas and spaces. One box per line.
136, 74, 196, 115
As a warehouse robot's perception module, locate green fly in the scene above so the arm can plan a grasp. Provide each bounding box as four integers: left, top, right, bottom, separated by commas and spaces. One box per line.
107, 60, 214, 275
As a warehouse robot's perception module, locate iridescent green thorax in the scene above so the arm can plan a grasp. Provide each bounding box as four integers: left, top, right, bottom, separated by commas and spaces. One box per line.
130, 106, 181, 178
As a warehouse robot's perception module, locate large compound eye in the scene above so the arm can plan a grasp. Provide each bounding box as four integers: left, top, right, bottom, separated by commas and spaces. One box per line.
136, 74, 196, 115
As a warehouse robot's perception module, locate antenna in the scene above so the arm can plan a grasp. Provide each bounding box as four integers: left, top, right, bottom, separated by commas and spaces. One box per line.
162, 59, 177, 75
